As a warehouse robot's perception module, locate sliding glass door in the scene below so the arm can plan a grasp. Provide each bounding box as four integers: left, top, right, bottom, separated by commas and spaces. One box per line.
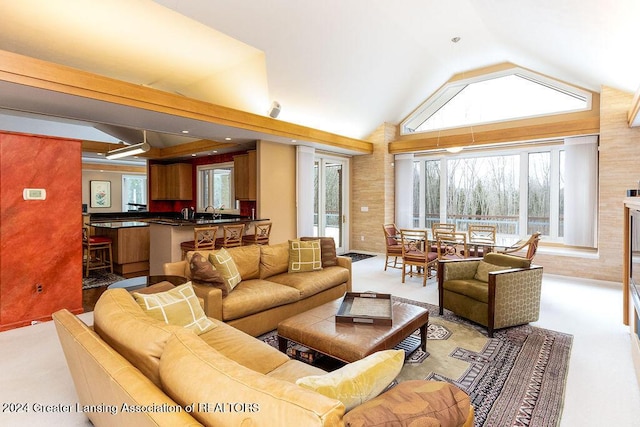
314, 156, 349, 254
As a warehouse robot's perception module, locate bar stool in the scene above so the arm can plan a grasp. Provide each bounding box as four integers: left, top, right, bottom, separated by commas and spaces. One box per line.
215, 224, 245, 249
82, 226, 113, 277
180, 226, 218, 260
242, 222, 272, 246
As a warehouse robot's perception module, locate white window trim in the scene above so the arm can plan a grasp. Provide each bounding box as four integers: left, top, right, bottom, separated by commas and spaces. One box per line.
401, 67, 593, 135
196, 162, 238, 214
414, 140, 597, 247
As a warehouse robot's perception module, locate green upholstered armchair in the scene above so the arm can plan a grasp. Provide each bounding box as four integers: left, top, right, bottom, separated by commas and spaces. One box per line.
437, 252, 543, 337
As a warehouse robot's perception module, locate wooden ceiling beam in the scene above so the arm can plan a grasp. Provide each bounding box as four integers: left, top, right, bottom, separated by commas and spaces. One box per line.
0, 49, 373, 155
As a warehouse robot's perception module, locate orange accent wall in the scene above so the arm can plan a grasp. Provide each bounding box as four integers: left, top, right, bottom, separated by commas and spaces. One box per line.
0, 132, 83, 330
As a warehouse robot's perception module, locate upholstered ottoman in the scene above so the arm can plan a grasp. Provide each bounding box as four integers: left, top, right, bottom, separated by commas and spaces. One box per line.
343, 380, 474, 427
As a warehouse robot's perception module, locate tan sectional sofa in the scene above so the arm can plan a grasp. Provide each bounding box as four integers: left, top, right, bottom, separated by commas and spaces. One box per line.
53, 288, 346, 426
54, 288, 474, 427
163, 242, 352, 337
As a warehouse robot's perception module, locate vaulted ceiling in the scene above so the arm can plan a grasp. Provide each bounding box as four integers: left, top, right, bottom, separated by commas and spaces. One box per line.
0, 0, 639, 158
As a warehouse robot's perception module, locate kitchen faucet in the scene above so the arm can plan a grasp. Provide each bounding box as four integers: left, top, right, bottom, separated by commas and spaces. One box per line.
205, 205, 223, 220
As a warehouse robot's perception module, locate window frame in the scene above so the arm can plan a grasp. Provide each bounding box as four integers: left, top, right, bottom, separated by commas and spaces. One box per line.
401, 67, 593, 135
413, 142, 585, 246
121, 174, 147, 212
196, 162, 237, 213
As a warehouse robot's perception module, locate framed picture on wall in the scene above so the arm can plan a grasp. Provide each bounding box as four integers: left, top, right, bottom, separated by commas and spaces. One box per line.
90, 180, 111, 208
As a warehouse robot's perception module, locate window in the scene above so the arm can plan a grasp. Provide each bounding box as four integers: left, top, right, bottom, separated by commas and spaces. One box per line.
445, 155, 520, 234
122, 175, 147, 211
412, 142, 594, 246
402, 67, 591, 134
196, 163, 234, 212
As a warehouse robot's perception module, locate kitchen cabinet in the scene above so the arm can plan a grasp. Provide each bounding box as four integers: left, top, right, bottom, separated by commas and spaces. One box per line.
234, 150, 256, 200
150, 163, 192, 200
92, 222, 150, 277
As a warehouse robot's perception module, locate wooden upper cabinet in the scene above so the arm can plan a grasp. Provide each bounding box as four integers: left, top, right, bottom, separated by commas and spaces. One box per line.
150, 163, 192, 200
234, 150, 256, 201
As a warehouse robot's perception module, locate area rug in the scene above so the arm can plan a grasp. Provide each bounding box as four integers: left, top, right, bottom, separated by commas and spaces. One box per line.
342, 252, 376, 262
260, 296, 572, 427
82, 271, 125, 290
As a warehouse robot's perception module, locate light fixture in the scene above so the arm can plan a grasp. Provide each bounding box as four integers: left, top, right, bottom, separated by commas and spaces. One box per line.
446, 146, 464, 153
106, 130, 151, 160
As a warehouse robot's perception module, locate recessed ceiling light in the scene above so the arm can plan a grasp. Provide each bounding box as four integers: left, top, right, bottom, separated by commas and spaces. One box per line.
225, 137, 232, 141
191, 154, 196, 157
291, 139, 297, 143
182, 130, 189, 134
212, 150, 218, 154
97, 153, 104, 156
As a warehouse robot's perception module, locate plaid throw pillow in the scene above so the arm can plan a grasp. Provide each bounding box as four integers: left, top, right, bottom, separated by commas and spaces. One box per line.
133, 282, 215, 334
288, 240, 323, 273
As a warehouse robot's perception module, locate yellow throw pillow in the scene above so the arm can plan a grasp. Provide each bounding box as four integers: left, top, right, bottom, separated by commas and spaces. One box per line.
288, 239, 322, 273
474, 260, 507, 282
295, 349, 404, 411
133, 282, 215, 334
209, 248, 242, 290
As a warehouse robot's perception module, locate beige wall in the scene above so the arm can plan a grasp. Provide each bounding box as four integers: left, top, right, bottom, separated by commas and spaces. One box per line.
257, 140, 297, 244
535, 86, 640, 282
350, 123, 397, 253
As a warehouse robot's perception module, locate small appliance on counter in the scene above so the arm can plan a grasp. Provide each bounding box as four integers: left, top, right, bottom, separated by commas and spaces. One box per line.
181, 207, 195, 219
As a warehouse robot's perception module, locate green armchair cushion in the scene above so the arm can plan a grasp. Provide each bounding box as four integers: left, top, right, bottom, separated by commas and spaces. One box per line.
443, 279, 489, 303
474, 261, 507, 282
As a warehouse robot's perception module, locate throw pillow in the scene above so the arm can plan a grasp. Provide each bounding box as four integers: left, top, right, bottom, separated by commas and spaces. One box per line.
132, 282, 216, 334
474, 260, 507, 282
295, 349, 404, 411
288, 239, 323, 273
301, 236, 338, 267
209, 248, 242, 291
189, 252, 230, 296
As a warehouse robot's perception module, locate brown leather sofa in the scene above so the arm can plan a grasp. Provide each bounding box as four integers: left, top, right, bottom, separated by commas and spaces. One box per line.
163, 242, 352, 336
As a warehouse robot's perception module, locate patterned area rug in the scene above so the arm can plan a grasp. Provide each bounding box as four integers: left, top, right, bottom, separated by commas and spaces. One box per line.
341, 252, 376, 262
82, 271, 125, 290
260, 296, 572, 427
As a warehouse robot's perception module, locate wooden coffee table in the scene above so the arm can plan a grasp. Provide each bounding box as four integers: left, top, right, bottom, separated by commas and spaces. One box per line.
277, 298, 429, 363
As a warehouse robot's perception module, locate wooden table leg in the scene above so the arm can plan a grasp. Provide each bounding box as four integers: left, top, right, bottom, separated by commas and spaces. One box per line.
420, 323, 428, 352
278, 335, 288, 353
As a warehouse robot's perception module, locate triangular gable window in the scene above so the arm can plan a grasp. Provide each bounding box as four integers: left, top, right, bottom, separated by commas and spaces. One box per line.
402, 67, 591, 134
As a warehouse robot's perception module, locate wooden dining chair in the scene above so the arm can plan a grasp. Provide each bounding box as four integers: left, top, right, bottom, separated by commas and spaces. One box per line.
180, 226, 218, 259
431, 223, 456, 252
499, 232, 541, 261
400, 228, 437, 286
435, 231, 469, 261
383, 223, 404, 270
468, 224, 497, 257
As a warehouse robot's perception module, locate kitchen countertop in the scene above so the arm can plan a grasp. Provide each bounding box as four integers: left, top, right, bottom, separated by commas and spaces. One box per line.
148, 217, 269, 227
90, 221, 149, 229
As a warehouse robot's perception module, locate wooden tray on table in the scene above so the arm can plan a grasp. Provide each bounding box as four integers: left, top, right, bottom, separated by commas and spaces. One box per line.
336, 292, 393, 326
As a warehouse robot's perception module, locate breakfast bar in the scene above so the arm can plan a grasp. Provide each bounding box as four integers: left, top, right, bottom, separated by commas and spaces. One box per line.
147, 217, 270, 275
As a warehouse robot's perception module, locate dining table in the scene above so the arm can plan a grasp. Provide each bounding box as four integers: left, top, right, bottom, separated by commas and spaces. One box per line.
398, 229, 520, 257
